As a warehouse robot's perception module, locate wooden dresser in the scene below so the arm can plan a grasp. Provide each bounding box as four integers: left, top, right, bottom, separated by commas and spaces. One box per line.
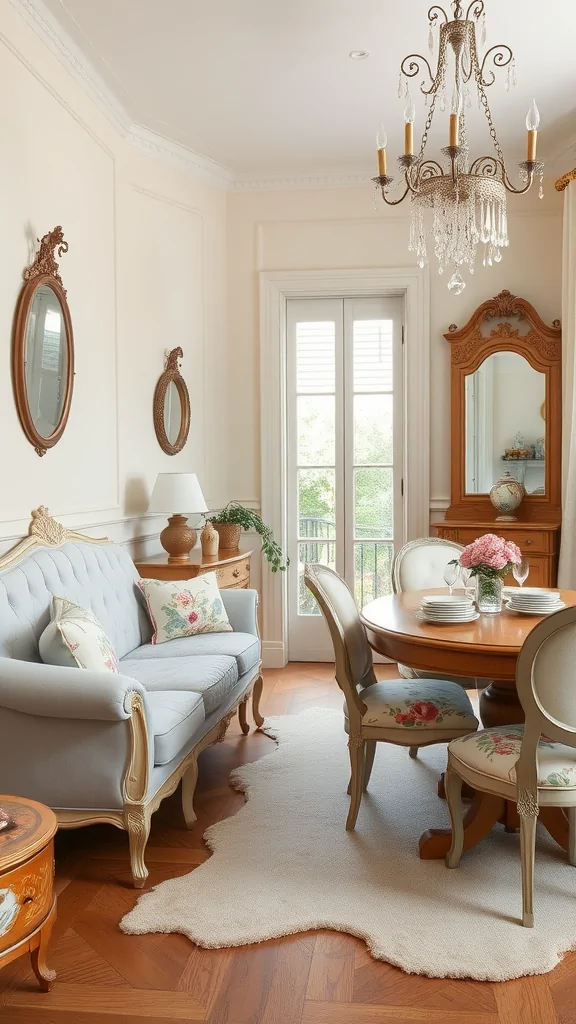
0, 796, 57, 990
437, 290, 562, 585
434, 521, 560, 587
134, 548, 253, 589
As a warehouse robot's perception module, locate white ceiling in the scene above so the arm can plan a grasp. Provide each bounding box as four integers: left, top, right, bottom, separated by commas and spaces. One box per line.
39, 0, 576, 180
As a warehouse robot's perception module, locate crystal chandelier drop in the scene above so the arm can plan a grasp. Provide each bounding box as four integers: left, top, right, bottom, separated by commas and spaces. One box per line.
374, 0, 544, 294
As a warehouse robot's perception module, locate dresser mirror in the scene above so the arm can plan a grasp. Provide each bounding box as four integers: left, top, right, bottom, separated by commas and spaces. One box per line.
12, 227, 74, 457
153, 347, 190, 455
444, 290, 561, 524
464, 352, 547, 496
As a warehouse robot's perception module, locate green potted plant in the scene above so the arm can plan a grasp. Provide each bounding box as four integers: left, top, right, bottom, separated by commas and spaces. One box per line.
209, 502, 289, 573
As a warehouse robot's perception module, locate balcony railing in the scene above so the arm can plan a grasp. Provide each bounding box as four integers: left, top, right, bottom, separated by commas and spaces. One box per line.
299, 517, 393, 608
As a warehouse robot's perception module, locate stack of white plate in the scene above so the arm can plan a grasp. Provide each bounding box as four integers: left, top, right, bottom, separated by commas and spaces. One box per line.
505, 587, 566, 616
418, 594, 479, 625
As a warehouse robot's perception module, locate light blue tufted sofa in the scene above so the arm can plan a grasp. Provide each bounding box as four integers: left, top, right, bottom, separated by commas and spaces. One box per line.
0, 507, 263, 887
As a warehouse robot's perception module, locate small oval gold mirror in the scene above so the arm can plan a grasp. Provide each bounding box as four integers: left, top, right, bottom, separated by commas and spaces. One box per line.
12, 227, 74, 456
153, 347, 190, 455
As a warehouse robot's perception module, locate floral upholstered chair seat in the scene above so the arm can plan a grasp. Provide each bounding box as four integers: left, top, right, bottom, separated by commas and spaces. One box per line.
353, 680, 478, 735
450, 726, 576, 790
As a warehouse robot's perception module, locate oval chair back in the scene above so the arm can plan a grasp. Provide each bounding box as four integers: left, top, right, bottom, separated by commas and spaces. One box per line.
392, 537, 465, 594
304, 564, 376, 722
515, 605, 576, 804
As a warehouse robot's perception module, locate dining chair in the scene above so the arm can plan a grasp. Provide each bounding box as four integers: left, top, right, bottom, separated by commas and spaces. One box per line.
392, 537, 475, 689
444, 605, 576, 927
304, 564, 479, 831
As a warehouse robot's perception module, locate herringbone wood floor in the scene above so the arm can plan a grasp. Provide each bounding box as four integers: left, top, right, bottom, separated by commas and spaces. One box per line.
1, 664, 575, 1024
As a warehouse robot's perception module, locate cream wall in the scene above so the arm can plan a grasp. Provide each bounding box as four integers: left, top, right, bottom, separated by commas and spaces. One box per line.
0, 1, 228, 555
226, 186, 563, 525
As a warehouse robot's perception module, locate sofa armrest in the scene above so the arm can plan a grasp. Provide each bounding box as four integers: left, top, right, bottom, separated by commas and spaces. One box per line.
0, 657, 145, 721
220, 588, 259, 637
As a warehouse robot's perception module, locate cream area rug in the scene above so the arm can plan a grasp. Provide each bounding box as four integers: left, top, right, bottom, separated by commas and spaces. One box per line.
121, 708, 576, 980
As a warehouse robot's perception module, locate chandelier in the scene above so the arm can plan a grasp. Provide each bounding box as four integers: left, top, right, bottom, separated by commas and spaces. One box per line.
374, 0, 543, 294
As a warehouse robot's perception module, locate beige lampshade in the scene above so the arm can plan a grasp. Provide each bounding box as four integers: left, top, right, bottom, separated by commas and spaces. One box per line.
148, 473, 208, 515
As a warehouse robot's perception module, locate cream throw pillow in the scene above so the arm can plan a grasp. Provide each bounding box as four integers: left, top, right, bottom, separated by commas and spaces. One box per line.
39, 597, 120, 673
137, 572, 233, 645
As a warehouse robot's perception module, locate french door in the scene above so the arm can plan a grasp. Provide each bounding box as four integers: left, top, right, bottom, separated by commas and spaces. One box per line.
286, 296, 404, 661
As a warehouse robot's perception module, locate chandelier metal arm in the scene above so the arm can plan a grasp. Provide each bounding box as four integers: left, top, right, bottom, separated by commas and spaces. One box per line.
469, 155, 504, 178
375, 181, 412, 206
427, 5, 449, 26
478, 44, 514, 87
465, 0, 484, 20
400, 53, 435, 93
503, 163, 537, 195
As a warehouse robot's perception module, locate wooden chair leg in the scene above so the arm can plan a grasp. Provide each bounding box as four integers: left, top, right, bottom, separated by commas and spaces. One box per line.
520, 811, 537, 927
363, 741, 376, 791
346, 738, 365, 831
409, 746, 418, 759
568, 806, 576, 867
445, 768, 464, 869
252, 674, 264, 728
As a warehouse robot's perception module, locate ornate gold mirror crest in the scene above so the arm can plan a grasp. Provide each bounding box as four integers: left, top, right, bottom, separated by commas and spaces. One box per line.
153, 347, 191, 456
12, 227, 75, 456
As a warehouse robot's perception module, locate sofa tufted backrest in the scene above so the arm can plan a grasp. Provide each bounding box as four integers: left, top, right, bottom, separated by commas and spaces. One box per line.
0, 541, 151, 662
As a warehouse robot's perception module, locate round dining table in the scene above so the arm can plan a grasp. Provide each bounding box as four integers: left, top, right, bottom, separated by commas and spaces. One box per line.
360, 587, 576, 861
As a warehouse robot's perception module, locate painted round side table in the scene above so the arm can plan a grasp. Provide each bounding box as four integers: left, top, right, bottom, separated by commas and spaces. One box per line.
0, 795, 57, 990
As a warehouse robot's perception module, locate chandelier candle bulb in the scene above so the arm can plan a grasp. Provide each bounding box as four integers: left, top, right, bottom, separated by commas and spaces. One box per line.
526, 100, 540, 161
404, 96, 415, 156
376, 124, 388, 175
449, 114, 459, 148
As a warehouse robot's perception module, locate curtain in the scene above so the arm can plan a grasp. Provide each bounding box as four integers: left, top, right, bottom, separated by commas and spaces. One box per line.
558, 183, 576, 587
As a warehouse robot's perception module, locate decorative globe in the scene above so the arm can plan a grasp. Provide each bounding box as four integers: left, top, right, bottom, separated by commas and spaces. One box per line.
489, 472, 525, 522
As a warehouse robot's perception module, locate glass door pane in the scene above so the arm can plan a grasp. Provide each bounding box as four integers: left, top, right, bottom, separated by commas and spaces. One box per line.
344, 298, 403, 613
287, 299, 344, 660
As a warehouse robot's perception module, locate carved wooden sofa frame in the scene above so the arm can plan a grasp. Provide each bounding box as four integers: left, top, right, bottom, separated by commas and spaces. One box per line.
0, 507, 264, 887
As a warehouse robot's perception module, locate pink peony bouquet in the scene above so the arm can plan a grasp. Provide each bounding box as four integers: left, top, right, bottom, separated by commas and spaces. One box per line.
457, 533, 522, 579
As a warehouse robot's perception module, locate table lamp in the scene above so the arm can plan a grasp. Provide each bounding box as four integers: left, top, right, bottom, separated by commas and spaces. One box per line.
148, 473, 208, 564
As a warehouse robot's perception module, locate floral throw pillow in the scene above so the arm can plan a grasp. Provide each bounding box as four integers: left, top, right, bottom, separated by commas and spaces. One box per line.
137, 572, 233, 645
39, 597, 119, 673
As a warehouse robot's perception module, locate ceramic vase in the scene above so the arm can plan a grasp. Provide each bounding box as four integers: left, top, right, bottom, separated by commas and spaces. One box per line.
201, 520, 220, 559
489, 472, 525, 522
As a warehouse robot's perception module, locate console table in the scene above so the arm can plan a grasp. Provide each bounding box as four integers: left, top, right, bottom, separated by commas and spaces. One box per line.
134, 548, 253, 589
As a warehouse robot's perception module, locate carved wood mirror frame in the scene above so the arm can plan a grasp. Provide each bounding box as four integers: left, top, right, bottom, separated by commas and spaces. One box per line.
153, 347, 191, 455
444, 290, 562, 524
12, 227, 75, 457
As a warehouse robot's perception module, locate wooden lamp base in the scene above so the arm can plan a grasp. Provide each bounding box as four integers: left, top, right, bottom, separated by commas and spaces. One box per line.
159, 514, 197, 564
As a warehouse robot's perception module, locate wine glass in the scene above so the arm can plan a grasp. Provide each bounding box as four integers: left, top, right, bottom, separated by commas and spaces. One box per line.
443, 561, 459, 596
513, 558, 530, 588
460, 565, 474, 597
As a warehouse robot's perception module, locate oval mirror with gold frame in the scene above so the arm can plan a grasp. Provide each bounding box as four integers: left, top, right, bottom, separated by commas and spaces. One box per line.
12, 227, 75, 457
153, 347, 191, 455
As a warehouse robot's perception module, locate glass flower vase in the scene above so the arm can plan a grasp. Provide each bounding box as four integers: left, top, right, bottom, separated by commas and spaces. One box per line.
476, 572, 503, 614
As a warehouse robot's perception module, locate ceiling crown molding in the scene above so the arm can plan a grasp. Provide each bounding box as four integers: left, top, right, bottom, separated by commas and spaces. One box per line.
9, 0, 233, 189
232, 169, 372, 191
126, 124, 233, 189
10, 0, 131, 134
